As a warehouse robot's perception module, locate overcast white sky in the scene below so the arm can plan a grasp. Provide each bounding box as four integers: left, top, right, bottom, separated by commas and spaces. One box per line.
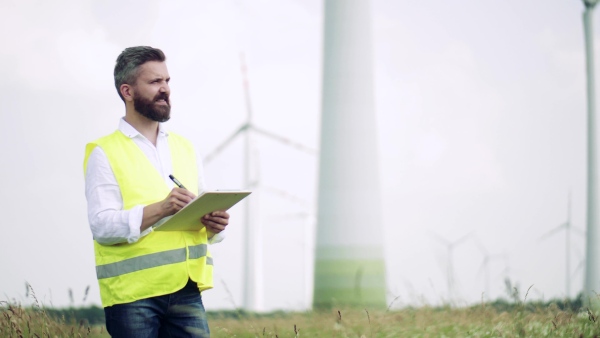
0, 0, 596, 311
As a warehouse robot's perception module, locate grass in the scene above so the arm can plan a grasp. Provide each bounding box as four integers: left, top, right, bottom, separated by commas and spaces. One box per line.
3, 303, 600, 337
3, 286, 600, 337
0, 284, 107, 338
208, 305, 600, 337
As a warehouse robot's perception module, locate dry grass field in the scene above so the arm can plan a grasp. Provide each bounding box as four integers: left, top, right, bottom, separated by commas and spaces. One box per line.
3, 301, 600, 338
207, 305, 600, 338
1, 285, 599, 338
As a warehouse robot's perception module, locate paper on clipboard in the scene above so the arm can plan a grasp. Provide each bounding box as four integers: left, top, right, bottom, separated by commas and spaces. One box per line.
153, 190, 251, 231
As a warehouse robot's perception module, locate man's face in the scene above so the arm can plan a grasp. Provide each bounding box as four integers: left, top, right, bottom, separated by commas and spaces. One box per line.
131, 61, 171, 122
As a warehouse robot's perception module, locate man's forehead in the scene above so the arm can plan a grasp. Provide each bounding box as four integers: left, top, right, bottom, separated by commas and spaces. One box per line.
137, 61, 169, 79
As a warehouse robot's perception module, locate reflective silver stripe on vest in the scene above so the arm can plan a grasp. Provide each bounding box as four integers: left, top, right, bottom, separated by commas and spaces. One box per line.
96, 244, 210, 279
207, 257, 213, 265
189, 244, 207, 259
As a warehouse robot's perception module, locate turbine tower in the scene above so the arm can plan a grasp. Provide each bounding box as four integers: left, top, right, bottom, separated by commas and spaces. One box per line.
313, 0, 386, 308
582, 0, 600, 309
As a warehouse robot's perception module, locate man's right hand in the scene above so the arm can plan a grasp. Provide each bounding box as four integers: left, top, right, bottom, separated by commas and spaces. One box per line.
141, 188, 196, 231
159, 188, 196, 215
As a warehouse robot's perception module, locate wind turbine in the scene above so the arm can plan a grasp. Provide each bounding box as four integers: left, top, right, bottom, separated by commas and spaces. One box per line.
263, 191, 315, 310
431, 232, 473, 304
474, 239, 507, 301
539, 192, 585, 298
313, 0, 386, 309
203, 53, 316, 311
206, 0, 318, 311
581, 0, 600, 309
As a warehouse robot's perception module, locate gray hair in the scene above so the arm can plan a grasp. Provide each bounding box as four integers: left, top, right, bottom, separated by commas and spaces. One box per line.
114, 46, 166, 102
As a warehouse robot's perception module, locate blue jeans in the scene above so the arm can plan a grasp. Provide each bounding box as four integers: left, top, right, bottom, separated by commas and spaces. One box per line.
104, 279, 210, 337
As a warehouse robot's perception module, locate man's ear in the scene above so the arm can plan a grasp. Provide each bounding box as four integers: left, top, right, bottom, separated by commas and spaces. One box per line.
120, 84, 134, 102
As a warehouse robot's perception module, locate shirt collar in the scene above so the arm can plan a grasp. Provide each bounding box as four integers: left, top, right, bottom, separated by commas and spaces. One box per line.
118, 117, 169, 139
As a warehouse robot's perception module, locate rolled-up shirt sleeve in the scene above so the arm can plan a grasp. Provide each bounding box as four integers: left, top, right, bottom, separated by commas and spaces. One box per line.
85, 147, 151, 245
209, 232, 225, 244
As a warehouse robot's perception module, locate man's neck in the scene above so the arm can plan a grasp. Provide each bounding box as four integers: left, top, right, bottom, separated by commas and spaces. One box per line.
124, 109, 159, 146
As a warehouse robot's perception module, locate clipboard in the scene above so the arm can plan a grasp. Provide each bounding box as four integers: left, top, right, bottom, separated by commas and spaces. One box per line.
152, 190, 251, 231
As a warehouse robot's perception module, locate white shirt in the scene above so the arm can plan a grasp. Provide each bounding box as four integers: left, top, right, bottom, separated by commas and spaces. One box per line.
85, 118, 224, 245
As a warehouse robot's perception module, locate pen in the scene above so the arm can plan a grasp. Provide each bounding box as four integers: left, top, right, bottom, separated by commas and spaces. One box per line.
169, 174, 187, 190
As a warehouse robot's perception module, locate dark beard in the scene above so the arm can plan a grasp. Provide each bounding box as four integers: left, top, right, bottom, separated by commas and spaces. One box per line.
133, 92, 171, 122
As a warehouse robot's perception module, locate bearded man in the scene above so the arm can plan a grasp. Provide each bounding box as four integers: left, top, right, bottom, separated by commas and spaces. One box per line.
84, 46, 228, 337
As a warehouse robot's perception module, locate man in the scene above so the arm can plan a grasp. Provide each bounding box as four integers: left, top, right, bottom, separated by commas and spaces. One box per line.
84, 46, 228, 337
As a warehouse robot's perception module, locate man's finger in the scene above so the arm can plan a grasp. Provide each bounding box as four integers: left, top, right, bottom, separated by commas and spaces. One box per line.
172, 187, 196, 199
206, 216, 228, 225
210, 211, 230, 219
207, 222, 226, 232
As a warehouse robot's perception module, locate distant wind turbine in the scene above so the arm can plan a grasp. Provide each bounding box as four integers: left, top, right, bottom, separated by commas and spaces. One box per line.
263, 189, 315, 310
204, 53, 316, 311
539, 192, 585, 298
473, 239, 507, 301
431, 232, 473, 303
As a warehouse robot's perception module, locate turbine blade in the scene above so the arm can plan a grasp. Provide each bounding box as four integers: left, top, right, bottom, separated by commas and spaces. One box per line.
253, 126, 317, 155
538, 223, 567, 241
203, 123, 249, 163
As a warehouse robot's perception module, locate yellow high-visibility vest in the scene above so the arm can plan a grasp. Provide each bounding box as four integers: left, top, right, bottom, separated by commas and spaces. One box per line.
84, 131, 213, 307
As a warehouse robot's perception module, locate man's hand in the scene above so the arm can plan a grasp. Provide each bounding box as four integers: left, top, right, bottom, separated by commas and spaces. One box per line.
202, 211, 230, 234
141, 188, 196, 231
159, 188, 196, 215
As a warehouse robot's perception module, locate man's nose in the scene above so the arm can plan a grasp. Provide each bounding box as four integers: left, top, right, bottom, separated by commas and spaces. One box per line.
159, 83, 170, 94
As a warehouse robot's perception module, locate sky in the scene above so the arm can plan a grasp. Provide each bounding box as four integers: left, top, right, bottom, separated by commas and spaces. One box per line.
0, 0, 596, 311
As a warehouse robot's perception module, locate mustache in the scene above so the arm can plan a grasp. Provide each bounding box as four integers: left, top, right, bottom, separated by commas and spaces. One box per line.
154, 92, 170, 103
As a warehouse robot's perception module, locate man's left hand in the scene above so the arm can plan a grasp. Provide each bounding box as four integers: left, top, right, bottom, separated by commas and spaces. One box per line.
202, 211, 230, 234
